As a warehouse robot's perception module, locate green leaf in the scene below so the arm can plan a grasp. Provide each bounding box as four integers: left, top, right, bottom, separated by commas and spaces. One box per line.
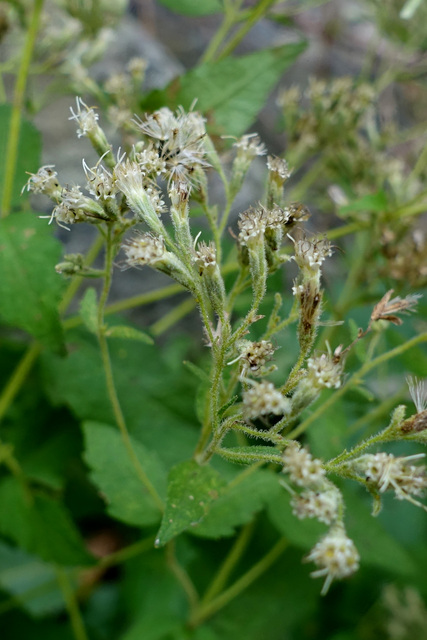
344, 488, 416, 577
339, 190, 387, 217
105, 324, 153, 344
267, 488, 326, 549
192, 469, 281, 538
0, 213, 65, 352
0, 104, 42, 208
142, 43, 306, 137
79, 287, 98, 334
41, 332, 199, 469
157, 0, 222, 15
155, 460, 226, 546
0, 542, 65, 617
0, 477, 93, 566
83, 421, 166, 527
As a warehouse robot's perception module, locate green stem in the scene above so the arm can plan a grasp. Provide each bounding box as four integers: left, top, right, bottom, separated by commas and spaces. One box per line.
97, 227, 164, 512
200, 2, 239, 63
287, 331, 427, 440
202, 521, 255, 604
56, 567, 89, 640
188, 537, 288, 628
166, 541, 199, 612
0, 343, 41, 423
58, 233, 105, 314
151, 298, 196, 336
0, 0, 45, 217
217, 447, 283, 466
105, 283, 184, 315
98, 535, 155, 570
216, 0, 277, 61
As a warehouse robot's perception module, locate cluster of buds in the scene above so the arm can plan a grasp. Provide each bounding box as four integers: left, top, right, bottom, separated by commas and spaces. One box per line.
242, 380, 291, 421
282, 442, 356, 592
229, 134, 266, 200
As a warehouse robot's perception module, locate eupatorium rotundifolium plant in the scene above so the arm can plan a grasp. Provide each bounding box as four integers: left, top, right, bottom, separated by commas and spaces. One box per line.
26, 97, 427, 595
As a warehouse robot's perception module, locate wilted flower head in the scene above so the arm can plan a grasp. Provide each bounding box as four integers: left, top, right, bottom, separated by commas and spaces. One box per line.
305, 526, 360, 595
230, 340, 276, 377
282, 441, 325, 488
370, 290, 421, 326
243, 380, 290, 420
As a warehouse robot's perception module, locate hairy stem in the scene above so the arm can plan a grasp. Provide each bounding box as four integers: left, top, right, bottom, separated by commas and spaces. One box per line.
97, 226, 164, 511
1, 0, 45, 217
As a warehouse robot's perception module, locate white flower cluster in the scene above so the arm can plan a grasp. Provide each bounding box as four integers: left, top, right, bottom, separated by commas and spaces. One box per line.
307, 353, 342, 389
353, 452, 427, 510
242, 381, 290, 420
193, 241, 217, 275
291, 489, 340, 525
282, 441, 326, 488
305, 526, 360, 595
123, 233, 165, 266
232, 340, 276, 377
267, 155, 292, 181
233, 133, 266, 159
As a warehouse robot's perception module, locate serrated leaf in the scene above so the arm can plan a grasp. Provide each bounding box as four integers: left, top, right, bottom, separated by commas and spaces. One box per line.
0, 477, 93, 566
192, 469, 281, 538
0, 104, 42, 208
41, 332, 199, 469
155, 460, 226, 546
0, 213, 65, 352
83, 421, 166, 527
0, 542, 65, 617
157, 0, 222, 15
79, 287, 98, 334
106, 324, 153, 344
142, 43, 306, 137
